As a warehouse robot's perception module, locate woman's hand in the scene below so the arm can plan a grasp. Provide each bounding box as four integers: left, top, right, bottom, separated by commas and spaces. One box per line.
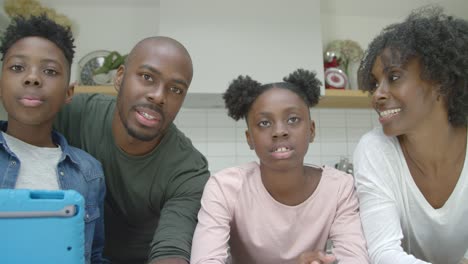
297, 250, 336, 264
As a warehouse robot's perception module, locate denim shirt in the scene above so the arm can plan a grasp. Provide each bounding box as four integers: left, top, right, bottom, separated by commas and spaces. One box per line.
0, 121, 106, 264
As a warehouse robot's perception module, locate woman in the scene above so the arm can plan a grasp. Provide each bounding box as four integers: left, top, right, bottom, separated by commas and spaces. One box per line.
353, 5, 468, 264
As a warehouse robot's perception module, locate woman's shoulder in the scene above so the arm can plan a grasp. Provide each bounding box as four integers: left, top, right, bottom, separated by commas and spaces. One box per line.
355, 127, 400, 158
359, 126, 395, 145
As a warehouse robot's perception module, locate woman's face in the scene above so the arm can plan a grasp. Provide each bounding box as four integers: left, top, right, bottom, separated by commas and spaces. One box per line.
370, 51, 445, 137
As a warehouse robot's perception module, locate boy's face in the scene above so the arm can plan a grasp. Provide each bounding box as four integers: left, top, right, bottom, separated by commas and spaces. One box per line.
0, 36, 72, 128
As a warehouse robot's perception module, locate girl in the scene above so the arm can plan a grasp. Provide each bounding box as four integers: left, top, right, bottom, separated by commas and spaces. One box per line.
191, 69, 369, 264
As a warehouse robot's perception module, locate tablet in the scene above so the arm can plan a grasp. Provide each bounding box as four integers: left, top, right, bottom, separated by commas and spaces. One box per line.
0, 189, 85, 264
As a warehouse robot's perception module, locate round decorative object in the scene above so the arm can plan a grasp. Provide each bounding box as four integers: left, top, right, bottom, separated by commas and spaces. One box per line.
325, 67, 348, 89
77, 50, 111, 85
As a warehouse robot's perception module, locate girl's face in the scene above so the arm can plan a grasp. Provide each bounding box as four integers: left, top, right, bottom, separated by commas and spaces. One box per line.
370, 50, 445, 137
245, 87, 315, 171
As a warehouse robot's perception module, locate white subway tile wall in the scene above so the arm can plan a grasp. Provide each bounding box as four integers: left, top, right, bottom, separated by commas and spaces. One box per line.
175, 108, 379, 173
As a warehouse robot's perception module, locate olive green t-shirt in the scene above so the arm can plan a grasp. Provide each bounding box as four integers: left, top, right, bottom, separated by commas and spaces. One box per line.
55, 94, 210, 264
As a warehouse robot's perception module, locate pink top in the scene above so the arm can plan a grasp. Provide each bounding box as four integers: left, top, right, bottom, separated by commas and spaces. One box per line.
191, 162, 369, 264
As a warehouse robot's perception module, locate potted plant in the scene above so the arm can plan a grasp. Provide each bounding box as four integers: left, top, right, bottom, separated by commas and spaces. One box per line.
93, 51, 127, 85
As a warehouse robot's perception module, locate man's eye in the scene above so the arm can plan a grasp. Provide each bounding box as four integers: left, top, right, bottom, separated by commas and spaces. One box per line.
142, 74, 153, 81
44, 69, 58, 76
10, 65, 24, 72
170, 86, 183, 94
288, 117, 300, 124
258, 120, 270, 127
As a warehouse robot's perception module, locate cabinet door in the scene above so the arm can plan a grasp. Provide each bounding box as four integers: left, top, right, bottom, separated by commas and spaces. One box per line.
160, 0, 325, 105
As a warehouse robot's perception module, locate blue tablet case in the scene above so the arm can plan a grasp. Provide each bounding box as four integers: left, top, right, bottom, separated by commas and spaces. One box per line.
0, 189, 85, 264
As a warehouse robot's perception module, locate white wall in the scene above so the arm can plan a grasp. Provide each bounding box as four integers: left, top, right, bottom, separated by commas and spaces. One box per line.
38, 0, 160, 83
320, 0, 468, 89
160, 0, 324, 97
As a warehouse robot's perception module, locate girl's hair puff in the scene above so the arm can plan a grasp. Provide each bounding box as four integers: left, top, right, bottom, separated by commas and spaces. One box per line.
224, 69, 322, 121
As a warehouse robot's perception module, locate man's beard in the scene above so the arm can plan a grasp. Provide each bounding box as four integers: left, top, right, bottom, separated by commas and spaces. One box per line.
116, 78, 165, 142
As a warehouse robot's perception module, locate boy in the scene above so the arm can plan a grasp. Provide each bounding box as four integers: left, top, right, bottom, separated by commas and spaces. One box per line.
0, 15, 105, 263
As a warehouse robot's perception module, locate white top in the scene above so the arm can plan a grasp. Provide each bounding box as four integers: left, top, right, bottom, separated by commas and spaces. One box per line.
3, 132, 62, 190
190, 162, 369, 264
353, 127, 468, 264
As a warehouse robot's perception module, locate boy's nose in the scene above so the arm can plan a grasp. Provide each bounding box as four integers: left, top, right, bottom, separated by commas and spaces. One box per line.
23, 71, 41, 87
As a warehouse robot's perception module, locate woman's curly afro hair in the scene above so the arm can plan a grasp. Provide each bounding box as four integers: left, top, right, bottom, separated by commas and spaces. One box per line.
0, 14, 75, 67
358, 5, 468, 126
223, 69, 322, 121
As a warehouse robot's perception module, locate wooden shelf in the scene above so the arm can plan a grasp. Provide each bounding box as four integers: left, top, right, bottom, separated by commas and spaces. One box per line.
75, 85, 116, 96
318, 89, 371, 108
74, 86, 372, 109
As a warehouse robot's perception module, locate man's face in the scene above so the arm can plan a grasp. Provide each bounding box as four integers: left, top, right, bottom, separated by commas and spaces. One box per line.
114, 40, 192, 142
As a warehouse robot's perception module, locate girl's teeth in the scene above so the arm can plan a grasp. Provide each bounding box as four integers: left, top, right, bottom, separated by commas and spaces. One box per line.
274, 147, 289, 152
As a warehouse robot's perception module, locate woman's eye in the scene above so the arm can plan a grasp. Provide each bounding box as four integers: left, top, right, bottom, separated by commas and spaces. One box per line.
170, 86, 183, 94
10, 65, 24, 72
288, 117, 300, 124
44, 69, 58, 76
258, 120, 270, 127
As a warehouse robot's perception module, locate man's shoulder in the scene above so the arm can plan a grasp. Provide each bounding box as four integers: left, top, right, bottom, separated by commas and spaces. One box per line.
164, 124, 207, 161
68, 93, 115, 114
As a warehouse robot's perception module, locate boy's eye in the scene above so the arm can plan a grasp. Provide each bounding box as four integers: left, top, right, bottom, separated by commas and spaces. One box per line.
258, 120, 270, 127
44, 69, 58, 76
170, 86, 183, 94
288, 116, 300, 124
10, 65, 24, 72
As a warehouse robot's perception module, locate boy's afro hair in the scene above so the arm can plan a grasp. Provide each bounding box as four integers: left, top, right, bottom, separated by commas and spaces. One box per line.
0, 14, 75, 65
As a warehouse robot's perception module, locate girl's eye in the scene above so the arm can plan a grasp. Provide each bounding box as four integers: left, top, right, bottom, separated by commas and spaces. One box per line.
389, 71, 401, 82
10, 65, 24, 72
170, 86, 183, 94
288, 116, 300, 124
44, 69, 58, 76
258, 120, 270, 127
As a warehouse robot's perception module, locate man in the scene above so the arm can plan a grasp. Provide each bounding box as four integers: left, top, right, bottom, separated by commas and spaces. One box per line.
55, 36, 210, 264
